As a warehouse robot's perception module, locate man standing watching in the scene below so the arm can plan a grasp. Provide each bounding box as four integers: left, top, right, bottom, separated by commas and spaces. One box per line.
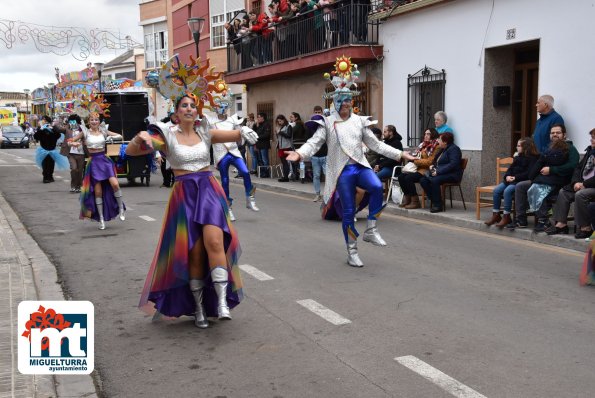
533, 94, 565, 154
254, 112, 272, 177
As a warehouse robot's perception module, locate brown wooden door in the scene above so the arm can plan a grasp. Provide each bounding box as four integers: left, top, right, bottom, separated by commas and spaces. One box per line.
511, 49, 539, 154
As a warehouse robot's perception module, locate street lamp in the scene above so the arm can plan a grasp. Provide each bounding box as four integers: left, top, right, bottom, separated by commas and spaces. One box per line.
23, 89, 30, 122
187, 17, 205, 58
94, 62, 104, 93
47, 83, 55, 117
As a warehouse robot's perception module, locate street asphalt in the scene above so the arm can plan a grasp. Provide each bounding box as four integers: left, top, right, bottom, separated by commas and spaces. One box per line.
1, 147, 594, 398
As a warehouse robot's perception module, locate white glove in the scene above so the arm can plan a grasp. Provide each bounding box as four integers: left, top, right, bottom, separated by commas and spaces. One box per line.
106, 136, 114, 144
240, 126, 258, 145
230, 114, 245, 126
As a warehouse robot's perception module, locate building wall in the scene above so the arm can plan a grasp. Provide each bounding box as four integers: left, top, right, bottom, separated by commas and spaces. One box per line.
382, 0, 595, 151
381, 0, 595, 199
139, 0, 167, 21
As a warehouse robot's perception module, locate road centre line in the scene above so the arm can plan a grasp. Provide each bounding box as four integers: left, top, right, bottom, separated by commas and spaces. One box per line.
395, 355, 487, 398
239, 264, 274, 281
54, 175, 63, 179
139, 215, 155, 221
297, 299, 351, 325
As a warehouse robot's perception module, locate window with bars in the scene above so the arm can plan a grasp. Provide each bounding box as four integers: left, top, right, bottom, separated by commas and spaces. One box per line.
407, 66, 446, 147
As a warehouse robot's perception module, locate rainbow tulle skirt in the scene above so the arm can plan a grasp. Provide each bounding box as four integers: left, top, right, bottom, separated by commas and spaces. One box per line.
139, 170, 243, 318
79, 153, 121, 222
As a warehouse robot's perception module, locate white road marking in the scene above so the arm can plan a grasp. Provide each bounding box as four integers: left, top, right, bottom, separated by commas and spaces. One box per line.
63, 179, 70, 183
125, 206, 133, 211
54, 175, 63, 179
139, 215, 155, 221
16, 158, 31, 163
0, 159, 6, 163
395, 356, 487, 398
296, 299, 351, 325
239, 264, 274, 281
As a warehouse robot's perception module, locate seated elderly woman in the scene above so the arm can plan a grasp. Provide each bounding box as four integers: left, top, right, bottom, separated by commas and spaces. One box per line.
419, 132, 462, 213
397, 128, 440, 209
434, 110, 453, 134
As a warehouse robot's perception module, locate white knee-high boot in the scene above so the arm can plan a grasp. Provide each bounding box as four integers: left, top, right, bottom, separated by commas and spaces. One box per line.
211, 267, 231, 320
346, 236, 364, 267
114, 190, 125, 221
95, 197, 105, 230
189, 279, 208, 328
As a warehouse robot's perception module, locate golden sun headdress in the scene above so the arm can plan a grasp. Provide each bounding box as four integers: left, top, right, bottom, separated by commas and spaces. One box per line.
323, 55, 361, 112
73, 93, 110, 119
145, 54, 225, 116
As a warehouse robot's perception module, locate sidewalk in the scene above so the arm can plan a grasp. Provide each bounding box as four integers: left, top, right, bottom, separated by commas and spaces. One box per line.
232, 175, 588, 253
0, 193, 97, 398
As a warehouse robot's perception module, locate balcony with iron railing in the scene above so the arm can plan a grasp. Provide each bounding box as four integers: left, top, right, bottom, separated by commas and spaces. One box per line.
225, 1, 383, 84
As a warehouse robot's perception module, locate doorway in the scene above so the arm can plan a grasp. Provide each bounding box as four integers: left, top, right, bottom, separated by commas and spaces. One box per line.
511, 46, 539, 154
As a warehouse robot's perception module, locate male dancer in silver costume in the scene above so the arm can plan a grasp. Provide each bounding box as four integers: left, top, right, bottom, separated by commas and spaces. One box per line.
286, 56, 415, 267
210, 88, 259, 221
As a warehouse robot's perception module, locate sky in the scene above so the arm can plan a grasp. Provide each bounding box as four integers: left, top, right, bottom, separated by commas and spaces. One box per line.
0, 0, 143, 93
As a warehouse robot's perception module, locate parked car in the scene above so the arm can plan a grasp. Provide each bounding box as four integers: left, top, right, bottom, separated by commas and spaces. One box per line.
1, 125, 30, 148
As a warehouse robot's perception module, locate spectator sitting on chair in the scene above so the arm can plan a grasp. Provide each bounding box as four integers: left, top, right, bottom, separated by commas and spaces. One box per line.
434, 111, 453, 135
419, 132, 462, 213
398, 128, 440, 209
484, 137, 539, 228
373, 125, 403, 181
364, 127, 382, 167
509, 124, 578, 231
545, 128, 595, 239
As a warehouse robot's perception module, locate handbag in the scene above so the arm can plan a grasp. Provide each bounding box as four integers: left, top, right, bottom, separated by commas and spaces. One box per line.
391, 182, 404, 205
402, 162, 418, 174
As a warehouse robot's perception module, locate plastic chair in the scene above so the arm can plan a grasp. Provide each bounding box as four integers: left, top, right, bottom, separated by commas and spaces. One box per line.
385, 165, 403, 204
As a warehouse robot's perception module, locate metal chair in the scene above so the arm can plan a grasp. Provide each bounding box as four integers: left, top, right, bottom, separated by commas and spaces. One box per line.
385, 165, 403, 204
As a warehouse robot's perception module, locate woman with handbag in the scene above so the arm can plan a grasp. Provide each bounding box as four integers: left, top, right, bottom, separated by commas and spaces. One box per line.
275, 114, 293, 182
397, 128, 439, 209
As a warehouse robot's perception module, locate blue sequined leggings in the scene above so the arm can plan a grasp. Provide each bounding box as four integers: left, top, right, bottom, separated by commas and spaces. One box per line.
336, 163, 384, 242
218, 153, 254, 205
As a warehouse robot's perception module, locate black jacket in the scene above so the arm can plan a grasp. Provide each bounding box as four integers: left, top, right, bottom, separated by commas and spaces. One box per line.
254, 121, 272, 150
34, 124, 64, 151
503, 154, 539, 185
375, 134, 403, 169
568, 145, 595, 189
289, 122, 307, 149
529, 141, 579, 187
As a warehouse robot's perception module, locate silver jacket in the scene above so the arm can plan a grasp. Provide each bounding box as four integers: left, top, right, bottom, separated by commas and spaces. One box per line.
209, 116, 243, 165
297, 113, 403, 203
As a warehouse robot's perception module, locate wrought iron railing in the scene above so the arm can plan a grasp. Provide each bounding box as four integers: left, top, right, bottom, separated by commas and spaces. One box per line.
226, 2, 379, 73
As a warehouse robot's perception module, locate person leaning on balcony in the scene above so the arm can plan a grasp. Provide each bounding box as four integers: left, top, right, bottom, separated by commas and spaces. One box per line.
434, 111, 453, 135
545, 128, 595, 239
419, 132, 462, 213
397, 128, 440, 209
533, 94, 565, 154
484, 137, 539, 229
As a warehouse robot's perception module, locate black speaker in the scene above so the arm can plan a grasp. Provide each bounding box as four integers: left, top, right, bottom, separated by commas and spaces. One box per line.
102, 93, 149, 140
493, 86, 511, 107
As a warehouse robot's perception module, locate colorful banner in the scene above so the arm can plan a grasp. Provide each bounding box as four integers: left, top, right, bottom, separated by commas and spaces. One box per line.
0, 107, 18, 125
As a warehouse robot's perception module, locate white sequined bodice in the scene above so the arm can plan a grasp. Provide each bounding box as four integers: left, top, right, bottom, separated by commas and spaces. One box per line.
84, 130, 107, 149
165, 125, 211, 172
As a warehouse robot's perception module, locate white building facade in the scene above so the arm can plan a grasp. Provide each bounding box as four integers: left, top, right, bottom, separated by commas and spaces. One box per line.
380, 0, 595, 189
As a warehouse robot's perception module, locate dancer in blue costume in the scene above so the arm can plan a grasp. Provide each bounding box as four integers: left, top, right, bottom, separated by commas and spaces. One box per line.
208, 85, 259, 221
34, 115, 69, 183
286, 56, 415, 267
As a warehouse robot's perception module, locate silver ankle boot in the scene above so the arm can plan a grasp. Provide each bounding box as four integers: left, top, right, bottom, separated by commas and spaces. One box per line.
98, 218, 106, 230
363, 219, 387, 246
228, 207, 236, 222
189, 279, 209, 328
246, 195, 259, 211
211, 268, 231, 320
346, 239, 364, 267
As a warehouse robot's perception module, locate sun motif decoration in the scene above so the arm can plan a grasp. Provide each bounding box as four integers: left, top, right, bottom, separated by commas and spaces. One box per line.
322, 54, 361, 100
152, 54, 224, 116
73, 93, 110, 118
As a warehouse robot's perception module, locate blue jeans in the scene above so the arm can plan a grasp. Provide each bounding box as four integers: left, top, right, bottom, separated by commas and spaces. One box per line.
311, 156, 327, 194
247, 145, 257, 172
376, 166, 393, 181
258, 148, 269, 167
492, 182, 516, 213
